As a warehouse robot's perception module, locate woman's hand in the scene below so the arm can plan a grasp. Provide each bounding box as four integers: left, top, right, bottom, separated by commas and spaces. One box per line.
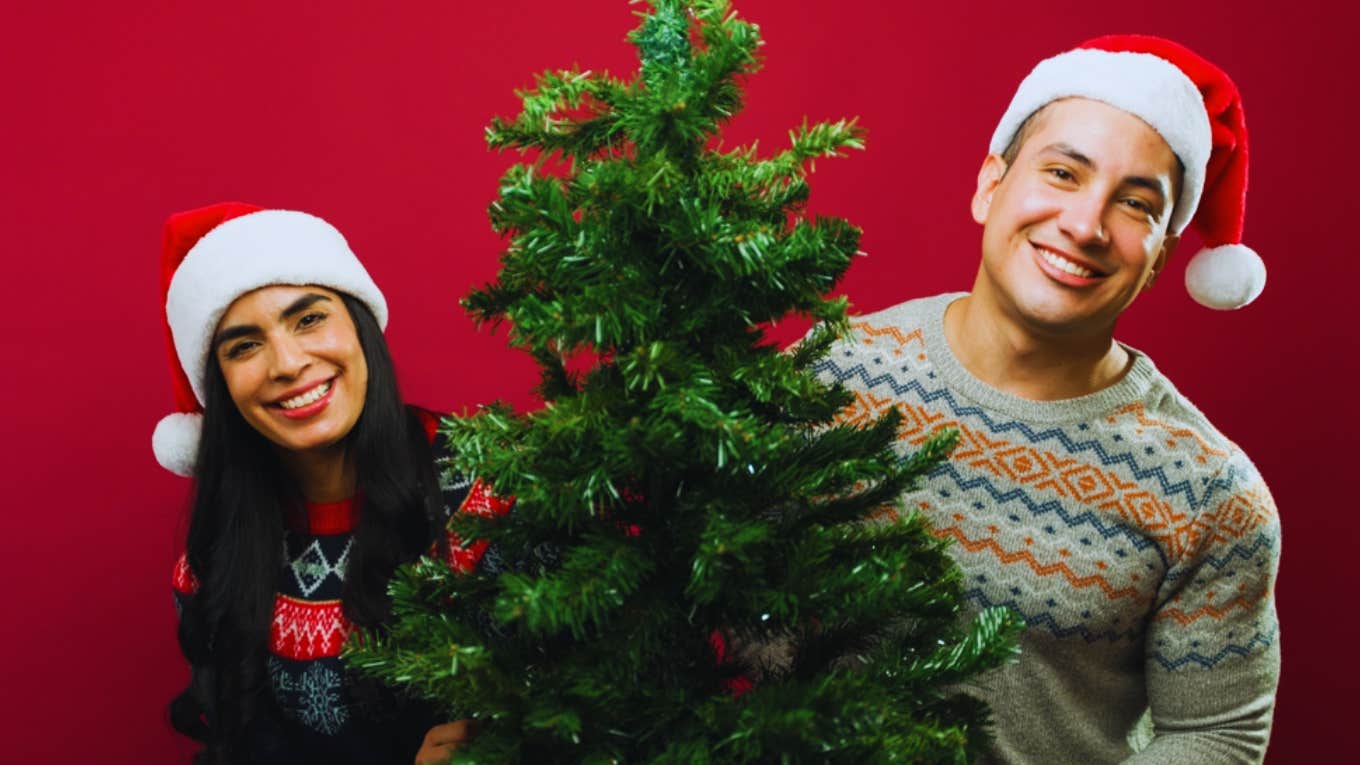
414, 719, 476, 765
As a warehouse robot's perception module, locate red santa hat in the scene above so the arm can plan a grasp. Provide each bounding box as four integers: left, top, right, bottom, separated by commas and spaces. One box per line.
989, 34, 1264, 310
152, 202, 388, 476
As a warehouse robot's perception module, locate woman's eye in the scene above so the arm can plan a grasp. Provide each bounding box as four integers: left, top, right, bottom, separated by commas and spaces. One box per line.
1123, 198, 1153, 215
1048, 167, 1075, 182
225, 341, 258, 359
298, 312, 327, 328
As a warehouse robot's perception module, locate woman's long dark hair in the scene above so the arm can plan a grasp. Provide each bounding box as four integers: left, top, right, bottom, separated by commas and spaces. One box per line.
168, 293, 442, 763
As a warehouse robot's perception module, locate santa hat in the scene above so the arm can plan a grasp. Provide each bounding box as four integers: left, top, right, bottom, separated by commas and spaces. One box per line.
152, 202, 388, 476
989, 35, 1264, 310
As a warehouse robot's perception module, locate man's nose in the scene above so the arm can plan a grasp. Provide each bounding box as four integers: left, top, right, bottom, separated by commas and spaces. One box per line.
1058, 192, 1110, 247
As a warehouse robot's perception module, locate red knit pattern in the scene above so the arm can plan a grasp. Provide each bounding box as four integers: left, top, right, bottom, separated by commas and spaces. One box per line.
270, 594, 355, 661
445, 479, 514, 573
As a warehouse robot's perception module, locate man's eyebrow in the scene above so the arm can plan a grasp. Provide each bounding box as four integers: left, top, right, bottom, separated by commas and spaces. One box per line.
1038, 142, 1094, 168
213, 293, 333, 350
1121, 174, 1168, 199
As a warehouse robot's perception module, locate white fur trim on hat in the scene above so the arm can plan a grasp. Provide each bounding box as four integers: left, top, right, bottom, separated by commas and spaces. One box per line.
152, 411, 203, 477
1184, 243, 1266, 310
165, 209, 388, 406
988, 48, 1212, 235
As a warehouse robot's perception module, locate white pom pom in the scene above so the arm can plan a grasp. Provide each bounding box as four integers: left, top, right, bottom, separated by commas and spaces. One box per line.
1184, 243, 1266, 310
152, 412, 203, 477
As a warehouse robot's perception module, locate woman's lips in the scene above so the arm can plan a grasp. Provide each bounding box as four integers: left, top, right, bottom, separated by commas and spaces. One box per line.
271, 378, 336, 420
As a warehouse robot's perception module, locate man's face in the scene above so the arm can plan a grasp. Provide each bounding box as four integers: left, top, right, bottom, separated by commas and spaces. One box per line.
970, 97, 1181, 338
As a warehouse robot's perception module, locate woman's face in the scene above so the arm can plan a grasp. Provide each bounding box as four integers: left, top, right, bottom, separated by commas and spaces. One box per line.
212, 285, 368, 457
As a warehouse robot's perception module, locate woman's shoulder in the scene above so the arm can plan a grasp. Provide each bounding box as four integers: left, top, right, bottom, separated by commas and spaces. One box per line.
405, 405, 518, 564
407, 405, 478, 518
407, 405, 442, 446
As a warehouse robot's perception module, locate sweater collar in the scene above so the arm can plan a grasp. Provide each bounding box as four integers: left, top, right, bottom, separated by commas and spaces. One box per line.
285, 495, 361, 535
922, 293, 1159, 424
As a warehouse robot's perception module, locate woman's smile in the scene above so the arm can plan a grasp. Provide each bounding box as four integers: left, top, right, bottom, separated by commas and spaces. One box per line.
271, 377, 337, 419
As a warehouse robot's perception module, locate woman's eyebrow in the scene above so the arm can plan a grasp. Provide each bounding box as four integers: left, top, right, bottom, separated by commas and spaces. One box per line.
213, 323, 259, 350
279, 293, 332, 320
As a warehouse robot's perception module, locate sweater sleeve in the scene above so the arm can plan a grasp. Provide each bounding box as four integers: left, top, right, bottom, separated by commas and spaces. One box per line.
1125, 449, 1281, 764
172, 552, 200, 616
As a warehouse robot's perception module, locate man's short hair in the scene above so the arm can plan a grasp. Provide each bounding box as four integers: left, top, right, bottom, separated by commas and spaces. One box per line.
999, 104, 1052, 168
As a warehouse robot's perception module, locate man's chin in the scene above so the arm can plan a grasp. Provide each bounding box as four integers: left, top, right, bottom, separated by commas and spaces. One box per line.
1007, 293, 1117, 338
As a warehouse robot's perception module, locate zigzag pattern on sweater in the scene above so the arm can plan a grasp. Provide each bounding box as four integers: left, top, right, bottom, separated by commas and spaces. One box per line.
270, 595, 353, 661
1155, 590, 1273, 626
931, 517, 1154, 606
962, 587, 1145, 644
929, 461, 1168, 564
963, 584, 1277, 669
815, 357, 1230, 512
1150, 627, 1278, 671
826, 371, 1256, 561
1163, 531, 1278, 587
840, 367, 1277, 600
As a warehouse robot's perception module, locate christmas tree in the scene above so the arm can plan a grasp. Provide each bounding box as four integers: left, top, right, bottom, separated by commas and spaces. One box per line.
348, 1, 1020, 761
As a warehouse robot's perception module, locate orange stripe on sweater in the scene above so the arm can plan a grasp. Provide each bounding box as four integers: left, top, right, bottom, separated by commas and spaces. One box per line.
1109, 402, 1229, 463
933, 525, 1152, 604
850, 321, 926, 357
1154, 591, 1271, 625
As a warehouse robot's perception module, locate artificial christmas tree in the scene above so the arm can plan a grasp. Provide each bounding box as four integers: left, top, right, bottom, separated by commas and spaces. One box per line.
347, 2, 1020, 761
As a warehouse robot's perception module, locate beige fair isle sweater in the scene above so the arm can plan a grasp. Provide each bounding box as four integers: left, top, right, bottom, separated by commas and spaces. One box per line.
815, 294, 1280, 764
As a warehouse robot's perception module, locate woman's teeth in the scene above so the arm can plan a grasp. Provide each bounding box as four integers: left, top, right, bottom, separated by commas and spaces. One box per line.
279, 381, 331, 410
1040, 249, 1097, 278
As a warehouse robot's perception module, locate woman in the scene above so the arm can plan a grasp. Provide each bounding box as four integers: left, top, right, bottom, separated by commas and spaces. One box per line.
152, 202, 481, 764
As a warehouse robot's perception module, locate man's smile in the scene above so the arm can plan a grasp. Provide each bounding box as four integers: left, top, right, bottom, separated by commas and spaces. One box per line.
1030, 242, 1108, 286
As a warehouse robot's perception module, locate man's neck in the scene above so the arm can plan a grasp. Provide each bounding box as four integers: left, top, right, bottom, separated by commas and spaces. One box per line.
942, 293, 1132, 401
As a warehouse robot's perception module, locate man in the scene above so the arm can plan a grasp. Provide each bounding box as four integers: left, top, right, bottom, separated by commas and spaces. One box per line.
816, 36, 1280, 763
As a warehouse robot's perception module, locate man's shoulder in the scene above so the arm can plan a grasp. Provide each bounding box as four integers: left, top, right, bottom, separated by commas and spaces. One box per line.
828, 293, 959, 360
1118, 357, 1271, 509
1129, 361, 1235, 451
847, 293, 958, 337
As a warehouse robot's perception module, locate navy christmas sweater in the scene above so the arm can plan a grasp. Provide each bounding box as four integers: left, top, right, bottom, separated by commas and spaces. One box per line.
171, 411, 514, 763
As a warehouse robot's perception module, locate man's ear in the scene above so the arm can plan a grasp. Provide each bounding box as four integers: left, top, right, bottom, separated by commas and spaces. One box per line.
1142, 233, 1179, 291
971, 154, 1007, 225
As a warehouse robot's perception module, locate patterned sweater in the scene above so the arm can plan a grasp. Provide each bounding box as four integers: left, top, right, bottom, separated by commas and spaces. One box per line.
813, 294, 1281, 764
172, 411, 513, 763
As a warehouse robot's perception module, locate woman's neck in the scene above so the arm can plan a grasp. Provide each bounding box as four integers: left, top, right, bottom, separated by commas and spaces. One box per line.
276, 444, 357, 503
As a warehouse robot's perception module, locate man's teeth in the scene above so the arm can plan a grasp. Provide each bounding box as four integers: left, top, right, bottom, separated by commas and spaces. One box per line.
279, 381, 331, 410
1040, 249, 1097, 278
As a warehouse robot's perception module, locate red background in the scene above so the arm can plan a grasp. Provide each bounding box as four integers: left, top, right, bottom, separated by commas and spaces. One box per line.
2, 1, 1354, 761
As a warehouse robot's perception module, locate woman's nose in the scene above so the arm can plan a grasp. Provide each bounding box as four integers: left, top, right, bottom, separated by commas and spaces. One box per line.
269, 335, 310, 380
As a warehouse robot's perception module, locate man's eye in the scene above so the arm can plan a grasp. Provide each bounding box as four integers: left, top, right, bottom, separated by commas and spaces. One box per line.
1048, 167, 1075, 182
1123, 198, 1154, 215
